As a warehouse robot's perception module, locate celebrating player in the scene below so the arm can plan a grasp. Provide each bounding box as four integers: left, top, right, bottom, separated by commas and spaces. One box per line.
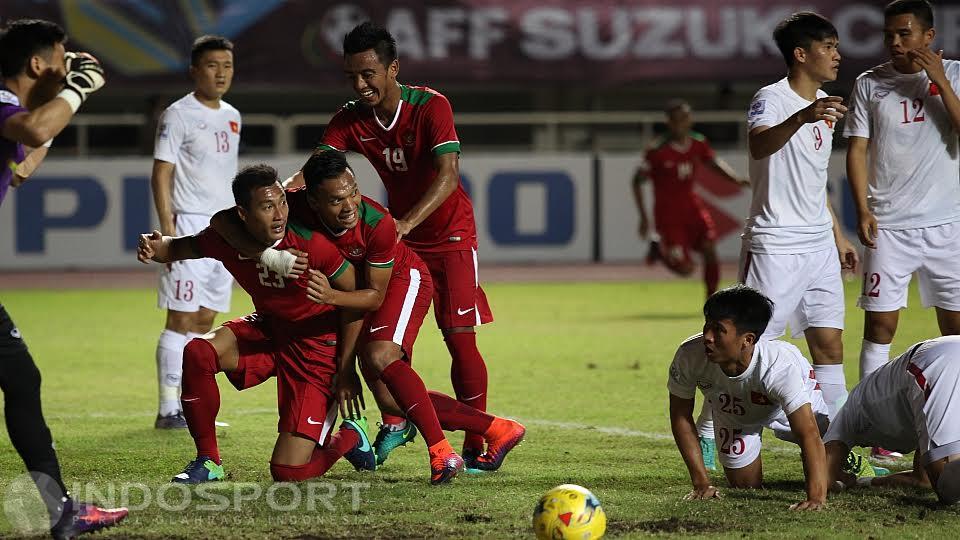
288, 22, 494, 467
0, 18, 128, 539
844, 0, 960, 461
138, 164, 376, 484
216, 150, 525, 482
668, 286, 831, 511
825, 336, 960, 504
633, 99, 748, 296
150, 35, 240, 429
741, 12, 859, 419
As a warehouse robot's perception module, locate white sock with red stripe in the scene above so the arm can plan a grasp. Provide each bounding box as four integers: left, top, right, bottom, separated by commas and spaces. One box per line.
859, 340, 890, 380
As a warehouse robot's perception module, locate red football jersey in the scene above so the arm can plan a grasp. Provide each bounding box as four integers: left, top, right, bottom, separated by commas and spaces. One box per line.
285, 189, 419, 275
196, 225, 349, 337
642, 133, 716, 224
319, 84, 476, 253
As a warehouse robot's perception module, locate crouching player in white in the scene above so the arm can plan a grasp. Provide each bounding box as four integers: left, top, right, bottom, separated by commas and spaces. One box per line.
669, 285, 831, 510
825, 336, 960, 504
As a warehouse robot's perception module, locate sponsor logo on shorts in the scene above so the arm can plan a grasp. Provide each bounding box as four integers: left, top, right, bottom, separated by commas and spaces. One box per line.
306, 417, 323, 425
370, 325, 388, 333
457, 307, 475, 316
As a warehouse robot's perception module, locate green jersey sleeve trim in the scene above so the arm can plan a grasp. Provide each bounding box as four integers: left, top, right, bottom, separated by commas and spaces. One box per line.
432, 141, 461, 155
367, 258, 395, 269
287, 221, 312, 240
316, 143, 344, 152
329, 259, 350, 281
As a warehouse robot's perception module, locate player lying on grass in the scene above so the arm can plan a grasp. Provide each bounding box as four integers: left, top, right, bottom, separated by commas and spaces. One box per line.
668, 285, 831, 510
825, 336, 960, 504
211, 150, 525, 481
138, 163, 380, 484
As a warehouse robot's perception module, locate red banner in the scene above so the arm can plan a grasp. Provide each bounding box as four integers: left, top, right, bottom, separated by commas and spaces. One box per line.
5, 1, 960, 87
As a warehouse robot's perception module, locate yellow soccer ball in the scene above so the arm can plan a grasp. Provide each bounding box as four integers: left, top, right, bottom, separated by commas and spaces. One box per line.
532, 484, 606, 540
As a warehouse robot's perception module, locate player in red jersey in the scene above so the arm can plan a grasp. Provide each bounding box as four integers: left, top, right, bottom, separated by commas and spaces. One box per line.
633, 100, 748, 296
294, 22, 493, 466
214, 151, 525, 481
137, 164, 379, 483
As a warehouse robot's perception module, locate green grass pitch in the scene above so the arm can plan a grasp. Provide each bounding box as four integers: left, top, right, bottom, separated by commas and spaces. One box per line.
0, 277, 957, 538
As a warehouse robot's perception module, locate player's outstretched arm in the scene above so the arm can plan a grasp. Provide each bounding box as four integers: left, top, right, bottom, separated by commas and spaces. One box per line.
749, 97, 846, 160
136, 230, 201, 264
845, 136, 876, 249
396, 152, 460, 239
707, 158, 750, 187
787, 404, 828, 510
632, 169, 651, 238
669, 393, 719, 500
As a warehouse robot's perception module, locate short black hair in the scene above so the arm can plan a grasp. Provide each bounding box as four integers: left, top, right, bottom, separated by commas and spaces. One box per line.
665, 99, 691, 117
773, 12, 838, 67
302, 150, 353, 191
885, 0, 934, 30
232, 164, 278, 209
703, 285, 774, 338
0, 18, 66, 78
190, 35, 233, 66
342, 22, 397, 66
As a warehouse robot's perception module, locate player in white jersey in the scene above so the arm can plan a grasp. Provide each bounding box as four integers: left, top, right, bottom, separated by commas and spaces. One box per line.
845, 1, 960, 461
740, 12, 859, 421
825, 336, 960, 504
669, 285, 830, 510
150, 35, 240, 428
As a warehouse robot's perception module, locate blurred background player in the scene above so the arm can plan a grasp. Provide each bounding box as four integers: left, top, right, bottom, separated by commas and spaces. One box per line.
150, 35, 240, 429
741, 12, 859, 422
138, 164, 375, 484
825, 336, 960, 504
0, 18, 127, 539
306, 22, 494, 467
633, 99, 748, 296
844, 0, 960, 462
668, 286, 830, 511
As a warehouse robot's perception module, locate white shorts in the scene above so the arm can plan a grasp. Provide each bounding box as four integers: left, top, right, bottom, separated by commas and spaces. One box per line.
858, 222, 960, 312
739, 244, 845, 339
714, 396, 830, 470
157, 213, 232, 313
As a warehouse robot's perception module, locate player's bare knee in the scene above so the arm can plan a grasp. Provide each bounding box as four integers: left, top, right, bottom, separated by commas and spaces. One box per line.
864, 312, 898, 344
165, 309, 198, 334
363, 342, 402, 372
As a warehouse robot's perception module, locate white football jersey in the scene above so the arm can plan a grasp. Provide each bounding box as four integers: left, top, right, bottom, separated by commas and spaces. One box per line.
844, 60, 960, 229
668, 334, 819, 427
154, 93, 240, 216
743, 78, 835, 254
826, 336, 960, 454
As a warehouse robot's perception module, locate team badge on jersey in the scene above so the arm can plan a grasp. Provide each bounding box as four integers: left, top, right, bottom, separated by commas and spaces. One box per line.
930, 82, 940, 96
230, 121, 240, 133
403, 131, 415, 146
749, 100, 766, 117
348, 246, 364, 258
750, 391, 771, 405
158, 123, 169, 139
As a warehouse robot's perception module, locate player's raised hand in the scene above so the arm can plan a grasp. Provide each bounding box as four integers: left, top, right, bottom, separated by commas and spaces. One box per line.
284, 248, 308, 278
683, 485, 721, 501
306, 269, 336, 304
137, 230, 162, 263
789, 499, 824, 511
259, 248, 307, 278
799, 97, 846, 125
857, 211, 878, 249
59, 51, 105, 112
908, 48, 947, 85
334, 369, 365, 420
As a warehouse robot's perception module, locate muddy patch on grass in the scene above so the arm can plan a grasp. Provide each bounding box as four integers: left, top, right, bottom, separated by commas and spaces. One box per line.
609, 517, 734, 535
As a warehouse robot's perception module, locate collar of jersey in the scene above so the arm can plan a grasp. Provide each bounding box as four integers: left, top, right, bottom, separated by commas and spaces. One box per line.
374, 87, 404, 131
727, 343, 761, 381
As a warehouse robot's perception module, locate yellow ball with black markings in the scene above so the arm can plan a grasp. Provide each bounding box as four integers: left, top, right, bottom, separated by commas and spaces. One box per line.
532, 484, 606, 540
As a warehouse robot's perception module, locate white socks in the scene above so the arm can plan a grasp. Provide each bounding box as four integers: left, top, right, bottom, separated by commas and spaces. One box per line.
859, 339, 891, 380
156, 329, 188, 416
813, 364, 848, 419
695, 401, 714, 439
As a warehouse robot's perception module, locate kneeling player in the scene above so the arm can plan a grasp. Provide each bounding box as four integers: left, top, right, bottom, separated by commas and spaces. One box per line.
825, 336, 960, 504
668, 285, 830, 510
138, 164, 375, 483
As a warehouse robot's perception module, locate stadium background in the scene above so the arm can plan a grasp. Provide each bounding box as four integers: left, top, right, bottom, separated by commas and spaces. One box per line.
6, 0, 959, 269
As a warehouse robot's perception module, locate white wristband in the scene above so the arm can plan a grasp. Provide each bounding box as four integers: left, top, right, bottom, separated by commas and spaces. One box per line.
259, 248, 295, 276
56, 90, 82, 113
42, 138, 53, 148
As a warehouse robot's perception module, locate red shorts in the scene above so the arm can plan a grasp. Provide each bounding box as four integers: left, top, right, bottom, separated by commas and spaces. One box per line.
222, 314, 338, 443
417, 248, 493, 329
364, 265, 433, 358
657, 208, 716, 252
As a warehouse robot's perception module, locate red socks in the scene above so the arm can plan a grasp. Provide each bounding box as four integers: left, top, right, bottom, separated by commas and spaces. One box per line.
181, 338, 222, 464
705, 259, 719, 296
429, 391, 494, 435
379, 360, 446, 447
270, 429, 359, 481
445, 331, 488, 451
